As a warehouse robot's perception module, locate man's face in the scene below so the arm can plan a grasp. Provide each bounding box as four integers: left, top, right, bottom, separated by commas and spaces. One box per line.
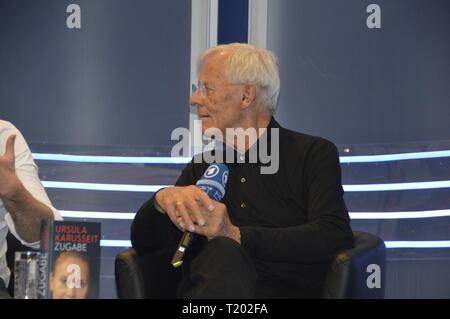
49, 255, 89, 299
189, 52, 244, 135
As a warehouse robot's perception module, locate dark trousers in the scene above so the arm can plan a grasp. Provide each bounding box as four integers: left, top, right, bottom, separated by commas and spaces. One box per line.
0, 278, 12, 299
142, 236, 257, 299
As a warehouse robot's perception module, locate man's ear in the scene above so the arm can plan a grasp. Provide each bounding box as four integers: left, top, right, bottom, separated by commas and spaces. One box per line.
241, 83, 257, 108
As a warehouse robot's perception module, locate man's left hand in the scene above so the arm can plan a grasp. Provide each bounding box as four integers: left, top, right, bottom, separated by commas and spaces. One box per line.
177, 201, 241, 244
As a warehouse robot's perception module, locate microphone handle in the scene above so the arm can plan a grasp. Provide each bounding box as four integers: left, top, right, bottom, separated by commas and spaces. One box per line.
171, 231, 195, 267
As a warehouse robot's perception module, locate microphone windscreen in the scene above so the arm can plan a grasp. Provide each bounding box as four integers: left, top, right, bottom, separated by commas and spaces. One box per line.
195, 163, 229, 201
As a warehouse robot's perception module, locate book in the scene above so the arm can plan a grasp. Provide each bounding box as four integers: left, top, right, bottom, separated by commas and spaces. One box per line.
38, 220, 101, 299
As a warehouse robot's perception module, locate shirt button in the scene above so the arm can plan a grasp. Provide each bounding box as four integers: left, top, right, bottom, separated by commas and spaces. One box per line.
240, 202, 246, 208
241, 177, 246, 183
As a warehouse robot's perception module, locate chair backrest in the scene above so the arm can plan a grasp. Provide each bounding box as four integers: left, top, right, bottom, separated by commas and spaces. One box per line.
114, 248, 146, 299
322, 231, 386, 299
115, 247, 182, 298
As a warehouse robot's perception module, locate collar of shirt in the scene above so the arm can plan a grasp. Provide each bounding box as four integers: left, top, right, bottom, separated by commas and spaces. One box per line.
210, 117, 281, 167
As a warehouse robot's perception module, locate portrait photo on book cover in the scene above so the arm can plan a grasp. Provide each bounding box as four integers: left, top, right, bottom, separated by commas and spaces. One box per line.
48, 251, 94, 299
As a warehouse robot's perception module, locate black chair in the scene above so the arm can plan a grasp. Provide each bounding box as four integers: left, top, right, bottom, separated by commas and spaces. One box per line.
322, 231, 386, 299
114, 248, 146, 299
115, 231, 386, 299
115, 247, 181, 299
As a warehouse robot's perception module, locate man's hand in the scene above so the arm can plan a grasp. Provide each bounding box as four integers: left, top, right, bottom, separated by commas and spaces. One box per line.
0, 134, 23, 200
155, 186, 241, 243
191, 201, 241, 243
155, 185, 216, 232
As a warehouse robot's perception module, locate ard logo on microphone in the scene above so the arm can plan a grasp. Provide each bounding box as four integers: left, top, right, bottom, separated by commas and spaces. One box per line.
205, 165, 219, 178
204, 164, 229, 185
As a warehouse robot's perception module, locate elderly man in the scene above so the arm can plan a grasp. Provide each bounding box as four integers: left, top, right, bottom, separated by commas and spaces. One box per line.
0, 120, 62, 298
131, 43, 353, 298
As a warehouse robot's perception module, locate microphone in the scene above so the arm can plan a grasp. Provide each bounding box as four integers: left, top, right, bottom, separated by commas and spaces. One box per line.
171, 163, 229, 267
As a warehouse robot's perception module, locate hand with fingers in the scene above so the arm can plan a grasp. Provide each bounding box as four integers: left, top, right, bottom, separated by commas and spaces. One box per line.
193, 201, 241, 243
154, 185, 241, 243
155, 185, 215, 232
0, 134, 23, 200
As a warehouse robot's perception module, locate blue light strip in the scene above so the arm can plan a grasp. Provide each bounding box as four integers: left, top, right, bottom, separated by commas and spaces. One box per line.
100, 240, 132, 247
33, 153, 191, 164
349, 209, 450, 219
32, 149, 450, 164
343, 180, 450, 192
42, 180, 450, 192
97, 239, 450, 248
42, 181, 169, 192
385, 241, 450, 248
340, 150, 450, 163
60, 210, 136, 220
61, 209, 450, 221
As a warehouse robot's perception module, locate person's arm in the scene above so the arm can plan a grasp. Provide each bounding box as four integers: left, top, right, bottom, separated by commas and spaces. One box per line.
2, 182, 54, 244
131, 160, 204, 254
1, 127, 62, 247
239, 139, 354, 264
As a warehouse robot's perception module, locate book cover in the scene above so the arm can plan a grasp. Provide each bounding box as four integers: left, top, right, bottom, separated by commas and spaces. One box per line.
38, 220, 101, 299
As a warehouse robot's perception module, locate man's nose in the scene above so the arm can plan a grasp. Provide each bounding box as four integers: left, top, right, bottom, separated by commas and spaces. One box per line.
189, 88, 203, 109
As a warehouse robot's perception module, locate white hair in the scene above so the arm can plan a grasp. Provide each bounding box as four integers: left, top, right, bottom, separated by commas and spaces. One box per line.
199, 43, 280, 115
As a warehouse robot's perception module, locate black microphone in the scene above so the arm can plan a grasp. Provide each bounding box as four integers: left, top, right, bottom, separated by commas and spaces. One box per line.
171, 163, 229, 267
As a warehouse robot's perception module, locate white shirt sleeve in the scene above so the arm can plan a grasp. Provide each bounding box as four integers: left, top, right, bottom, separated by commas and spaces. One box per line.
0, 121, 63, 249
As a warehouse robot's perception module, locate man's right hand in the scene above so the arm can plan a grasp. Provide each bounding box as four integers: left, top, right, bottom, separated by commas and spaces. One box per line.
154, 186, 215, 233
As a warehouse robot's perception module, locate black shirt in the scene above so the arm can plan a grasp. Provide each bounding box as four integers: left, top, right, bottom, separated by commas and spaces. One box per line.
131, 117, 354, 298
